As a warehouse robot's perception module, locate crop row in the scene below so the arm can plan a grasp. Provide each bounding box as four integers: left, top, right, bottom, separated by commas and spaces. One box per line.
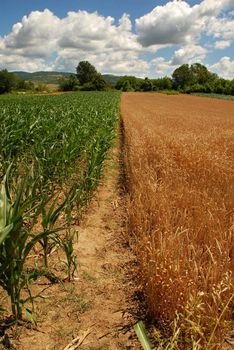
0, 91, 120, 320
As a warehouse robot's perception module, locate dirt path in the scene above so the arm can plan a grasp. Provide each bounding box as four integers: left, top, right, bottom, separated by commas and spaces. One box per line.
71, 142, 139, 349
3, 136, 139, 350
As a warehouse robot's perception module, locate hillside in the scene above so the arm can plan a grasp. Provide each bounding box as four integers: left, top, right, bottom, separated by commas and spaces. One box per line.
13, 71, 122, 86
13, 71, 73, 84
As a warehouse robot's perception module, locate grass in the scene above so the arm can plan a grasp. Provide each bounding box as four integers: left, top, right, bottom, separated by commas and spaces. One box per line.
158, 90, 180, 95
122, 93, 234, 349
191, 92, 234, 100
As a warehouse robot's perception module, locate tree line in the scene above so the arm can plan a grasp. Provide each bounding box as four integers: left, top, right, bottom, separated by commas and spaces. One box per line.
115, 63, 234, 95
0, 70, 34, 94
0, 69, 51, 94
60, 61, 234, 95
0, 61, 233, 95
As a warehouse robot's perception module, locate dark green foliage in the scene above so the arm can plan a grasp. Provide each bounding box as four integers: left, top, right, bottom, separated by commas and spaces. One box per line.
114, 64, 234, 96
0, 69, 34, 94
141, 78, 153, 92
172, 64, 194, 89
59, 75, 80, 91
0, 70, 18, 94
172, 63, 233, 95
152, 77, 173, 91
93, 73, 109, 91
115, 76, 143, 91
118, 80, 134, 92
102, 74, 122, 86
190, 63, 217, 85
76, 61, 98, 85
76, 61, 108, 91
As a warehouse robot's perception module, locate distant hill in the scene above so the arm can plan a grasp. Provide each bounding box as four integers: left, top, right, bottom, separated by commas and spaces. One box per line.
13, 71, 122, 86
102, 74, 122, 86
13, 71, 73, 84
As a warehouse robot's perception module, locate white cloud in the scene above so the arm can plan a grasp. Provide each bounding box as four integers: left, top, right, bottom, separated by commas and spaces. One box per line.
196, 0, 233, 16
207, 17, 234, 40
136, 0, 233, 47
0, 54, 48, 72
150, 57, 174, 77
58, 11, 140, 52
136, 1, 196, 46
149, 44, 208, 78
0, 1, 233, 77
209, 56, 234, 79
53, 10, 148, 75
214, 40, 232, 49
3, 9, 60, 57
171, 45, 207, 65
53, 47, 149, 77
0, 9, 150, 75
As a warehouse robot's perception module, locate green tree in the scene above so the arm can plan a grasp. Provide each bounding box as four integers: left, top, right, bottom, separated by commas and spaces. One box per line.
115, 76, 142, 91
76, 61, 108, 91
226, 79, 234, 95
172, 64, 194, 90
0, 70, 17, 94
190, 63, 217, 85
0, 70, 33, 94
213, 78, 226, 94
59, 75, 80, 91
93, 73, 109, 91
76, 61, 98, 85
153, 77, 173, 91
141, 77, 153, 91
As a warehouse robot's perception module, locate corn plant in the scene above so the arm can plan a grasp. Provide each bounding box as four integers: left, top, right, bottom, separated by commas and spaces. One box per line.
53, 228, 78, 282
40, 192, 72, 267
0, 91, 120, 321
0, 173, 49, 320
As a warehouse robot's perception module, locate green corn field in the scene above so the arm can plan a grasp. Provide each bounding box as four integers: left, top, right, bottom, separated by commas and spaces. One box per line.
0, 91, 120, 320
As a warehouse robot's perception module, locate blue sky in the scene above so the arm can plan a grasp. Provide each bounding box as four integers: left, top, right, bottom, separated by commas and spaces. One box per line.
0, 1, 199, 35
0, 0, 233, 78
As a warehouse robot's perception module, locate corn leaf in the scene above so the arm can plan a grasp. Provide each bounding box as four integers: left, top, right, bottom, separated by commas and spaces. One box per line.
134, 321, 152, 350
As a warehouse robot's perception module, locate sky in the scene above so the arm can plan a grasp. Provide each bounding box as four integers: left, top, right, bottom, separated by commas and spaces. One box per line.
0, 0, 234, 79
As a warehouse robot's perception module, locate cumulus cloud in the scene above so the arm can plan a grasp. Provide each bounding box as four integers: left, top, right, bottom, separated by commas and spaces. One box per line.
207, 17, 234, 40
136, 0, 233, 47
209, 56, 234, 79
150, 57, 174, 77
58, 11, 140, 53
136, 1, 195, 46
52, 10, 148, 75
0, 8, 150, 75
0, 1, 233, 76
3, 9, 60, 57
150, 45, 208, 77
171, 45, 207, 65
0, 54, 48, 71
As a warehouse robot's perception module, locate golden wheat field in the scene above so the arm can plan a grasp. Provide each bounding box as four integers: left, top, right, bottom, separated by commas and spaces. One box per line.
121, 92, 234, 349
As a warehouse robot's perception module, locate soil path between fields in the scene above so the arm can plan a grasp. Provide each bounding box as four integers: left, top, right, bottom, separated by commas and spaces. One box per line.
69, 141, 140, 349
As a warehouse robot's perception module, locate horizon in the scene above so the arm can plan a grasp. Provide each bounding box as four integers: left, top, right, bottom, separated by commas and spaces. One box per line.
0, 0, 234, 79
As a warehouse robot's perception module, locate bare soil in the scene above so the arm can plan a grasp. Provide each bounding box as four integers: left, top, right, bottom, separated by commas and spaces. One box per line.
0, 138, 140, 349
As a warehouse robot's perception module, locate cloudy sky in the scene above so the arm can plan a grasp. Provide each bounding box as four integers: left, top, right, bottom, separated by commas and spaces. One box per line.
0, 0, 233, 78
